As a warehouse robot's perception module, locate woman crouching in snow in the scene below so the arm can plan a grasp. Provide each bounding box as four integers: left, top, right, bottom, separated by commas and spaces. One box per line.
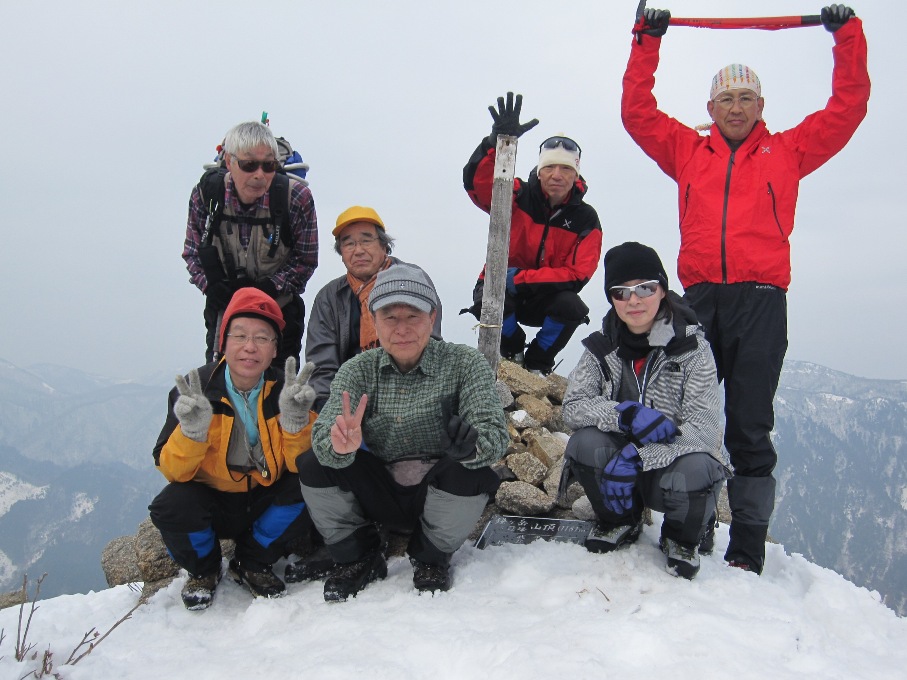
561, 241, 730, 579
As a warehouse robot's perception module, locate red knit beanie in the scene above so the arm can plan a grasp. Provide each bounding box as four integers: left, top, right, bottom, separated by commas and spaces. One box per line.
219, 287, 285, 352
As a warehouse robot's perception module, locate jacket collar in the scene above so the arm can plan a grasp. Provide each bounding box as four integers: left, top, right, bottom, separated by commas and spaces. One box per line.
708, 119, 768, 157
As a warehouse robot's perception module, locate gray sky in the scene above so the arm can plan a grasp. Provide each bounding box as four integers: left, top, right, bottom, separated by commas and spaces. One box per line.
1, 0, 902, 381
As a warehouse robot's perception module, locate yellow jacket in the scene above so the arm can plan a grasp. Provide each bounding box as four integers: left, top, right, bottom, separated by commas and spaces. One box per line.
153, 360, 313, 493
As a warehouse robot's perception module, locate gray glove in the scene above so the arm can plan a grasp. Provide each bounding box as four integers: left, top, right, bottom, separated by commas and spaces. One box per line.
174, 369, 213, 442
279, 357, 316, 434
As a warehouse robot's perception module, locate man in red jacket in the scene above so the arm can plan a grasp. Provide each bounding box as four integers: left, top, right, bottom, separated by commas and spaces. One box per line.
463, 93, 602, 375
622, 6, 870, 573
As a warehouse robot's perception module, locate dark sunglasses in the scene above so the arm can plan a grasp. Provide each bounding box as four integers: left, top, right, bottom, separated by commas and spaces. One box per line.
539, 136, 582, 156
233, 157, 281, 173
609, 280, 661, 302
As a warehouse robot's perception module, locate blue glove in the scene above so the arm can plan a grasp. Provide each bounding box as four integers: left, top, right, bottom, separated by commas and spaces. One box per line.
506, 268, 520, 296
615, 401, 679, 445
600, 444, 641, 515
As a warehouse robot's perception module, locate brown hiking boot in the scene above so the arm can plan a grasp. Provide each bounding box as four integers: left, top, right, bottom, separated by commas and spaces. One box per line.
181, 570, 222, 611
228, 558, 286, 599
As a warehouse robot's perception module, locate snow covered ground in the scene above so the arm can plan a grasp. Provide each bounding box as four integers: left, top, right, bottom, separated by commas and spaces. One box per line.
1, 518, 904, 679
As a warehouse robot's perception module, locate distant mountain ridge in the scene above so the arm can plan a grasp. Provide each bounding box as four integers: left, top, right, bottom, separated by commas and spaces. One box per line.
0, 357, 904, 615
771, 361, 907, 615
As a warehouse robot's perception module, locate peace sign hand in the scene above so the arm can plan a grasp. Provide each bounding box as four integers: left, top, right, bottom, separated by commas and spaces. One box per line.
279, 357, 317, 434
174, 369, 213, 442
330, 391, 369, 455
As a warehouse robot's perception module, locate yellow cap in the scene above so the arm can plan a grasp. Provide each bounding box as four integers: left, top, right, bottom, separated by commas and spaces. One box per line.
333, 206, 385, 237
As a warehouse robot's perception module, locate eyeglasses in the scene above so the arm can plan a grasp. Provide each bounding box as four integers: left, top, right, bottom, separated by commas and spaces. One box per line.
609, 280, 661, 302
233, 156, 281, 173
539, 136, 582, 156
712, 94, 759, 109
339, 235, 380, 252
226, 333, 277, 347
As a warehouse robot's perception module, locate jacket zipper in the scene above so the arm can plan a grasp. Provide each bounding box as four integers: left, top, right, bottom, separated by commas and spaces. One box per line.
680, 184, 691, 227
767, 182, 785, 239
720, 151, 736, 284
536, 209, 561, 267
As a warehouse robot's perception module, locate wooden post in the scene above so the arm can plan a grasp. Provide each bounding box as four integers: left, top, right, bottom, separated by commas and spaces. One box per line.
477, 134, 518, 373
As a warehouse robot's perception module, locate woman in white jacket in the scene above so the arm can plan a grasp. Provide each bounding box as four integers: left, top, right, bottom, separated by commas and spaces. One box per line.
562, 242, 730, 579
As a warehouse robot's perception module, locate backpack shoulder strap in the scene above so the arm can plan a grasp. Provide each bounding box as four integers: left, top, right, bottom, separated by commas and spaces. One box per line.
267, 173, 293, 256
198, 168, 228, 245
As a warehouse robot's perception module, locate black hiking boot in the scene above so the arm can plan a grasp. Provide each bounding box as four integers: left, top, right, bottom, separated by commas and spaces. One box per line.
699, 514, 717, 556
410, 558, 452, 594
660, 536, 701, 580
285, 545, 336, 584
181, 569, 222, 611
229, 558, 286, 598
584, 520, 643, 554
323, 550, 387, 603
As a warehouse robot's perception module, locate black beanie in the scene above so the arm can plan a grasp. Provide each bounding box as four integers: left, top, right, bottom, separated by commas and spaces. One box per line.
603, 241, 669, 304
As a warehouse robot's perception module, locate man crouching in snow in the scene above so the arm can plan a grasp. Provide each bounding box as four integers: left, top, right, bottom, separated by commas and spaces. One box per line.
150, 288, 318, 609
300, 264, 508, 601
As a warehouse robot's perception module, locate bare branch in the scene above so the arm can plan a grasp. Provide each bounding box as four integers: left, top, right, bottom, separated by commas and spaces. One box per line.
15, 574, 46, 662
66, 599, 144, 666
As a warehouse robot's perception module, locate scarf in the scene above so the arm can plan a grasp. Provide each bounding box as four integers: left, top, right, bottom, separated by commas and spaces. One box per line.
225, 367, 264, 447
346, 258, 393, 352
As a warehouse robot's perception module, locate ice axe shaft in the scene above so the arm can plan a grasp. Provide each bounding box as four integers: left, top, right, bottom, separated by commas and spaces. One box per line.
634, 1, 821, 30
669, 15, 821, 30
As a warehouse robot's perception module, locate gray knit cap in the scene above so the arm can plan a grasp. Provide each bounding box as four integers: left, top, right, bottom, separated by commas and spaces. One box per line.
368, 263, 440, 314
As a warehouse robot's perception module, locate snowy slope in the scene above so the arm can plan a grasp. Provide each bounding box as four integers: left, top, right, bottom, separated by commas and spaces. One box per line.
1, 519, 903, 680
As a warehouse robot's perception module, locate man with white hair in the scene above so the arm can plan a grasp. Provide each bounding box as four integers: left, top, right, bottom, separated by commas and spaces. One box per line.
183, 121, 318, 366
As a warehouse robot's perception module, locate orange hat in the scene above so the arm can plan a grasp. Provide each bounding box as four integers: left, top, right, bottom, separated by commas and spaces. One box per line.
333, 205, 385, 237
219, 287, 285, 352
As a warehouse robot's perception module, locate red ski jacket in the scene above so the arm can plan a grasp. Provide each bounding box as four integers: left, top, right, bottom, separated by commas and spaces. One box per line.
464, 140, 602, 296
621, 19, 869, 291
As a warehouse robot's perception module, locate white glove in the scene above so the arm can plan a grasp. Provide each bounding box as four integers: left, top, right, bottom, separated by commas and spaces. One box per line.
174, 369, 213, 442
279, 357, 316, 434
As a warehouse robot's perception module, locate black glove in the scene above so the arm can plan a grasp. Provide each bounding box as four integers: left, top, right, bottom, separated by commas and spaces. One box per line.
206, 281, 235, 308
255, 278, 279, 300
821, 4, 854, 32
634, 8, 671, 42
488, 92, 539, 146
440, 415, 480, 462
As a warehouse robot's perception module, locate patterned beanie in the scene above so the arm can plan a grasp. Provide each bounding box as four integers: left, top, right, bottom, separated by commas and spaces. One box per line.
710, 64, 762, 100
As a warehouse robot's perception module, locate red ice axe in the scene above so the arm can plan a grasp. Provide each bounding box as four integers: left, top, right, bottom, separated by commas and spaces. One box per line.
636, 0, 821, 30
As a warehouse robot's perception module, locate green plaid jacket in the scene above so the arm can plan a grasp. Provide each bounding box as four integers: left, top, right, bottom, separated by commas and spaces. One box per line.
312, 339, 508, 470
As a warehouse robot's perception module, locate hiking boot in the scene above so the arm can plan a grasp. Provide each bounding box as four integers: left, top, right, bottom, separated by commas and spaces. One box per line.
181, 569, 222, 611
660, 536, 700, 580
410, 558, 452, 594
284, 546, 335, 584
323, 550, 387, 603
229, 558, 286, 599
502, 350, 525, 366
728, 560, 755, 573
699, 514, 717, 556
528, 367, 552, 377
584, 520, 642, 554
